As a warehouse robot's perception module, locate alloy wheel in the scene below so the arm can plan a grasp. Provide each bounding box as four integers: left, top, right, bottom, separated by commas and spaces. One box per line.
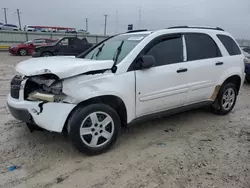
79, 111, 114, 148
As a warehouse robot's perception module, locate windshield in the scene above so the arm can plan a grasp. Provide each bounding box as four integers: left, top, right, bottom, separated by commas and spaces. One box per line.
52, 38, 62, 46
82, 34, 148, 64
23, 40, 33, 44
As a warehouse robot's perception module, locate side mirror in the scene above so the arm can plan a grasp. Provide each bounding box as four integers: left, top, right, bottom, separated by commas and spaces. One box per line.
136, 55, 155, 69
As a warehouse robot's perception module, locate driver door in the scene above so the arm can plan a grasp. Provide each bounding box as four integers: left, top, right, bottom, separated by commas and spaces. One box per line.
57, 38, 74, 56
135, 34, 189, 117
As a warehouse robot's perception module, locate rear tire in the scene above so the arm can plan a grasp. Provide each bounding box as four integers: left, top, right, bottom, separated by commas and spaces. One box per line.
19, 48, 27, 56
42, 52, 52, 57
245, 75, 250, 83
68, 103, 121, 155
211, 83, 237, 115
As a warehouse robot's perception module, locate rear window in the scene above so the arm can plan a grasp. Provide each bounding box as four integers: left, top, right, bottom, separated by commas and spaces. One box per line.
185, 33, 221, 61
217, 34, 241, 56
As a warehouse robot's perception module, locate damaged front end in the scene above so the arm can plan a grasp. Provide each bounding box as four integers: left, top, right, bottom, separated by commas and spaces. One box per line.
24, 74, 66, 103
8, 73, 77, 133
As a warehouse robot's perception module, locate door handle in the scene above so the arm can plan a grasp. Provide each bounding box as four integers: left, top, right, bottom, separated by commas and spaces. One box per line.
177, 68, 188, 73
215, 62, 223, 66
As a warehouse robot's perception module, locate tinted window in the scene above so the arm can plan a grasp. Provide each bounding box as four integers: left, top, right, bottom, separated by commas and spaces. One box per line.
217, 34, 241, 56
45, 39, 54, 43
185, 33, 221, 61
145, 36, 183, 66
70, 38, 83, 45
60, 38, 69, 46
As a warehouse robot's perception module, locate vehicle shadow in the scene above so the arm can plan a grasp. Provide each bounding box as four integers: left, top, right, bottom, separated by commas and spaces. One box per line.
5, 106, 217, 163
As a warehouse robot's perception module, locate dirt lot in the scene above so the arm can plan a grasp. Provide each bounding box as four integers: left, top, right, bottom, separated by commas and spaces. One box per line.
0, 52, 249, 188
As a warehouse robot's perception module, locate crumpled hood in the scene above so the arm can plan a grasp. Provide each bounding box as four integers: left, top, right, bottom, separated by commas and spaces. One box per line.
15, 56, 114, 79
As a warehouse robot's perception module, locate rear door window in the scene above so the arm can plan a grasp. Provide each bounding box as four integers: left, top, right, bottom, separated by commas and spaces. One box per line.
184, 33, 221, 61
217, 34, 241, 56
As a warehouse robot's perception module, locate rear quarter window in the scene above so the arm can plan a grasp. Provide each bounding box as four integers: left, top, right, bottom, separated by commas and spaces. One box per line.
185, 33, 221, 61
217, 34, 241, 56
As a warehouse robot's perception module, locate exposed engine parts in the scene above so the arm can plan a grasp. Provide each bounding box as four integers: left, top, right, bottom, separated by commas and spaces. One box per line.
24, 75, 65, 102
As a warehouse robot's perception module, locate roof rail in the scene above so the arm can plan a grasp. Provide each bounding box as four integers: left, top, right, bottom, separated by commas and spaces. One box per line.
126, 29, 148, 33
168, 26, 224, 31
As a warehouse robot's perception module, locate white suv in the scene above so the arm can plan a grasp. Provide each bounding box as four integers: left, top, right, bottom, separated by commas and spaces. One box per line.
7, 26, 245, 155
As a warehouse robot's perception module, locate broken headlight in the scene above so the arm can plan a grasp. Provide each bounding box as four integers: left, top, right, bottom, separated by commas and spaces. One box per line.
42, 80, 63, 95
26, 75, 65, 102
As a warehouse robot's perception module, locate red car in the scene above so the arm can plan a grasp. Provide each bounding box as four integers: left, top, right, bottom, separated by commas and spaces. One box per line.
9, 38, 56, 56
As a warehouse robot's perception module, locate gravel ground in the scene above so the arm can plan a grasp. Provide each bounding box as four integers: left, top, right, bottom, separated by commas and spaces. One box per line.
0, 52, 249, 188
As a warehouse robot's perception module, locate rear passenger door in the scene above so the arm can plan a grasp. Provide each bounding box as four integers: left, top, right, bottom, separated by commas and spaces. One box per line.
183, 33, 224, 104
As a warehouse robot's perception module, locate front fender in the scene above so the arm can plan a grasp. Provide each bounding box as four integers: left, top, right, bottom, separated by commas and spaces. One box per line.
62, 72, 136, 123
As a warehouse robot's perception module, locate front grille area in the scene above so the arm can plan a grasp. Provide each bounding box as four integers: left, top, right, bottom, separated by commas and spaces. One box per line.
10, 75, 23, 99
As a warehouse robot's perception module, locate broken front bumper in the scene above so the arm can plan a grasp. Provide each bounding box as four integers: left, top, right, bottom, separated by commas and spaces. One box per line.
7, 94, 76, 132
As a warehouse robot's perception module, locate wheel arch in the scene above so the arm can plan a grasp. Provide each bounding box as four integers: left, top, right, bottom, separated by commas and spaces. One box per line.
222, 75, 241, 94
18, 48, 27, 56
63, 95, 128, 133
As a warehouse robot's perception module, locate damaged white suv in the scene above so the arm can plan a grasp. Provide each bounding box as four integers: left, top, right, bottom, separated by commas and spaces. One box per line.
7, 26, 245, 155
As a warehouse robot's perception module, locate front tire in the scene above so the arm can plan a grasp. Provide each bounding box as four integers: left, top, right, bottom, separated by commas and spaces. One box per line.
42, 52, 52, 57
19, 48, 27, 56
68, 104, 121, 155
211, 83, 237, 115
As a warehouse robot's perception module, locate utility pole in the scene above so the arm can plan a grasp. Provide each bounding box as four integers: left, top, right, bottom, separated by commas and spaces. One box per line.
85, 18, 88, 32
2, 8, 8, 24
16, 9, 22, 30
138, 7, 142, 29
115, 10, 118, 34
104, 14, 108, 36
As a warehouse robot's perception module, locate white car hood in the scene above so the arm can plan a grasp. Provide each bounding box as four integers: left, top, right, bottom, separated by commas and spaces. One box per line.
15, 56, 114, 79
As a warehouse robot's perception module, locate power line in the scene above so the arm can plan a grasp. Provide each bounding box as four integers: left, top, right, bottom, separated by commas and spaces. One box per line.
16, 9, 22, 30
104, 14, 108, 36
2, 8, 8, 24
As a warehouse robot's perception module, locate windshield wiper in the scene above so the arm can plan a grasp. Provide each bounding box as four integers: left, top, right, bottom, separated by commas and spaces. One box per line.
91, 43, 105, 59
113, 40, 124, 64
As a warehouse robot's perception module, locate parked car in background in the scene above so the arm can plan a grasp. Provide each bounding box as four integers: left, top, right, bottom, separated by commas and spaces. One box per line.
24, 25, 36, 32
0, 22, 4, 29
1, 24, 19, 31
8, 27, 245, 155
9, 38, 56, 56
243, 50, 250, 82
77, 29, 90, 34
32, 37, 93, 57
